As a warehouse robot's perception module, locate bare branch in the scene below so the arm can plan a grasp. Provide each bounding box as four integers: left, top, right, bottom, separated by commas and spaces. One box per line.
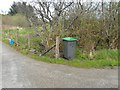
65, 16, 78, 31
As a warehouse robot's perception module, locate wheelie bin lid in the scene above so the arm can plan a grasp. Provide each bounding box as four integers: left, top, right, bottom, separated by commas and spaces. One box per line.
63, 37, 77, 41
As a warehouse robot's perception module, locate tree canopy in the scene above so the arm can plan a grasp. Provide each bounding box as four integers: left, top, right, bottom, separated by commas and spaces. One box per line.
7, 1, 119, 52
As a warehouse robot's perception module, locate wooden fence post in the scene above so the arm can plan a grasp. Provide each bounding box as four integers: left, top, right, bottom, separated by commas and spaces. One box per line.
55, 36, 60, 58
8, 30, 10, 38
2, 30, 4, 39
27, 33, 30, 49
16, 29, 19, 46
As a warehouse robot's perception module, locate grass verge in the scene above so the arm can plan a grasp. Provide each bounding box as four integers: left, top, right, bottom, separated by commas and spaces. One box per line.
2, 29, 119, 69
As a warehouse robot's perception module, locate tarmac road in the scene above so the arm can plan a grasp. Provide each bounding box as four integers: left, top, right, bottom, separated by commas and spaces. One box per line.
1, 41, 118, 88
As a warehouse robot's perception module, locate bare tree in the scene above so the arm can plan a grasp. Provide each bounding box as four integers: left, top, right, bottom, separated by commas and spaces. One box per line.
32, 0, 74, 48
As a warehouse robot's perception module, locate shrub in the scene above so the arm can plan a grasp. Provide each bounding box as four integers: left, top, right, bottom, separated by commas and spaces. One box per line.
31, 36, 45, 54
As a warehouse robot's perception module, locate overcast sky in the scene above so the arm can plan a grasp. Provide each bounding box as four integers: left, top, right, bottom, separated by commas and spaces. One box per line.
0, 0, 28, 14
0, 0, 119, 14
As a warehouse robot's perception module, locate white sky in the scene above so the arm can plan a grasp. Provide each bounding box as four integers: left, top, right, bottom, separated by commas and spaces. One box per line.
0, 0, 119, 14
0, 0, 27, 14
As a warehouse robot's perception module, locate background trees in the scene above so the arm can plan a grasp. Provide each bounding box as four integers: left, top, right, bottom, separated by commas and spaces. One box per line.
6, 0, 119, 53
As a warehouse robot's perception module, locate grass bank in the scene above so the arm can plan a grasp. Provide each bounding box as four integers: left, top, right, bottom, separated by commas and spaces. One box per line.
2, 28, 119, 68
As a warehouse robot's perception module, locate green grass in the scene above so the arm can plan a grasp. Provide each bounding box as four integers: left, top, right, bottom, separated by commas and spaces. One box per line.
3, 27, 34, 35
3, 39, 118, 68
18, 45, 118, 68
29, 54, 118, 68
2, 28, 119, 68
94, 49, 118, 60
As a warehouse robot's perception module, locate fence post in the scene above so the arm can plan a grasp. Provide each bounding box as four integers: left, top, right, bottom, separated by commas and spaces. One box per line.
55, 36, 60, 58
27, 33, 30, 49
16, 29, 19, 46
2, 30, 4, 39
8, 30, 10, 38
